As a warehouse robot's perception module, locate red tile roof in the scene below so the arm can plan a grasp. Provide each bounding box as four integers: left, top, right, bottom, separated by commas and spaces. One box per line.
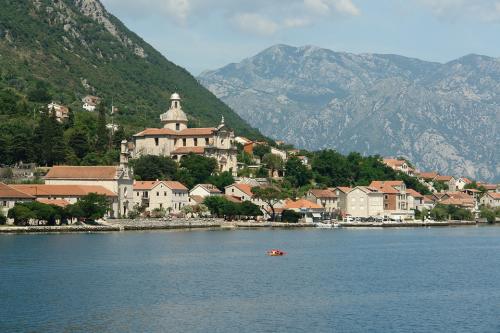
171, 146, 205, 155
308, 189, 337, 198
189, 195, 204, 204
45, 166, 118, 180
435, 175, 454, 181
336, 186, 352, 193
133, 180, 188, 191
419, 172, 438, 180
228, 183, 254, 197
196, 184, 222, 194
369, 181, 403, 194
11, 185, 117, 197
383, 158, 406, 167
284, 198, 322, 209
225, 195, 242, 203
36, 198, 71, 207
485, 192, 500, 199
406, 188, 423, 198
0, 182, 35, 199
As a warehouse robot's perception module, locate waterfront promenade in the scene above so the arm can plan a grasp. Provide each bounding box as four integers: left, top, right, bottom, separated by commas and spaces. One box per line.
0, 218, 481, 233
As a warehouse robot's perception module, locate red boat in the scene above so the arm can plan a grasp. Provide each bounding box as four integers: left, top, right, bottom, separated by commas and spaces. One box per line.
267, 249, 286, 256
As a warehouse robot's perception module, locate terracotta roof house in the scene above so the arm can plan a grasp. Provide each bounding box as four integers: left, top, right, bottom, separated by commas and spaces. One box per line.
0, 182, 35, 218
306, 189, 338, 214
419, 172, 439, 181
44, 157, 134, 218
480, 192, 500, 208
369, 181, 411, 216
133, 180, 189, 214
283, 198, 324, 223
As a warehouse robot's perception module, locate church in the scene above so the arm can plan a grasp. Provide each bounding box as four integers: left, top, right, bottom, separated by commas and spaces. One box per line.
131, 93, 238, 175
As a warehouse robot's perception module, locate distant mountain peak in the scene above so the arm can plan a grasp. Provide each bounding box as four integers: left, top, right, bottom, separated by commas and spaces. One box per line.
199, 45, 500, 181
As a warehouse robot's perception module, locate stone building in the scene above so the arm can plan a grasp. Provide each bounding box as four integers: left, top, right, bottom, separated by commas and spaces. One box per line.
133, 180, 189, 214
132, 93, 238, 175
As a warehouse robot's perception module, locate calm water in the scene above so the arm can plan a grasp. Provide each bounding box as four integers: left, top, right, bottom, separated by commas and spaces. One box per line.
1, 227, 500, 333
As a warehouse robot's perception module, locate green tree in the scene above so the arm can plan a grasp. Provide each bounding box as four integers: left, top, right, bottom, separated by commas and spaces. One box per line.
208, 171, 235, 191
27, 81, 51, 103
252, 144, 271, 160
262, 153, 284, 176
0, 211, 6, 225
8, 204, 35, 226
68, 127, 90, 159
240, 200, 262, 218
95, 103, 108, 152
178, 154, 217, 188
203, 195, 230, 218
70, 193, 110, 221
285, 156, 312, 187
281, 209, 301, 223
131, 155, 178, 181
251, 186, 285, 221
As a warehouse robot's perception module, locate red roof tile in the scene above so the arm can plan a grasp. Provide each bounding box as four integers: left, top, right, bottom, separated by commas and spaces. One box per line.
12, 184, 117, 197
133, 128, 177, 137
36, 198, 71, 207
45, 166, 118, 180
177, 128, 216, 136
284, 198, 322, 209
406, 189, 423, 198
308, 189, 337, 198
0, 182, 35, 199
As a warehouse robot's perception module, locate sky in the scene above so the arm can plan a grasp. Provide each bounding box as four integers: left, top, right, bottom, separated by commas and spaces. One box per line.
100, 0, 500, 75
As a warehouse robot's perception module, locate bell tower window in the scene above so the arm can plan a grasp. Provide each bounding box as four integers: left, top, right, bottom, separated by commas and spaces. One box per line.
176, 123, 180, 131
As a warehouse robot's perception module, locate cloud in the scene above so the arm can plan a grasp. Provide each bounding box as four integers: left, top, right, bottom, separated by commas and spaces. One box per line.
418, 0, 500, 22
101, 0, 360, 35
233, 13, 279, 36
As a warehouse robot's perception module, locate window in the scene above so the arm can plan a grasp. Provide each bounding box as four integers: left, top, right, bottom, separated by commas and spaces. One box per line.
174, 139, 177, 146
205, 138, 209, 145
155, 138, 159, 146
2, 201, 6, 207
164, 192, 167, 196
176, 123, 180, 131
160, 204, 163, 209
194, 138, 198, 146
136, 193, 139, 197
157, 192, 159, 197
384, 195, 388, 200
183, 138, 186, 146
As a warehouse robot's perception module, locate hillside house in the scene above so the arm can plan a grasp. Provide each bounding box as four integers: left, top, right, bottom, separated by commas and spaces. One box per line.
480, 192, 500, 208
82, 95, 100, 111
47, 102, 69, 122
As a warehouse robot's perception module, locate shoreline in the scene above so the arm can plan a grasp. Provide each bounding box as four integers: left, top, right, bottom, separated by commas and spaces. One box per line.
0, 219, 486, 234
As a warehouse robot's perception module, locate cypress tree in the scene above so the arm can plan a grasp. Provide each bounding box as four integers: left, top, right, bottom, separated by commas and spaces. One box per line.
95, 103, 108, 152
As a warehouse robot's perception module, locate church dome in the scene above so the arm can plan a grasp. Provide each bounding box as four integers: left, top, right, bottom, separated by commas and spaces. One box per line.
160, 92, 188, 126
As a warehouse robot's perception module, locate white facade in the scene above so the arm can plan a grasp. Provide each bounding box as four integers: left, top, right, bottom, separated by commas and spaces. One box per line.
132, 93, 238, 175
189, 184, 222, 198
133, 181, 189, 214
337, 186, 384, 218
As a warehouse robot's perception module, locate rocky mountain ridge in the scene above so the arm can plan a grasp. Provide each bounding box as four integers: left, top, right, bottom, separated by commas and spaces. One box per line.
199, 44, 500, 181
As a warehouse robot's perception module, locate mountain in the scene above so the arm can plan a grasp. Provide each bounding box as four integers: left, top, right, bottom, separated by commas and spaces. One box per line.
0, 0, 263, 139
198, 44, 500, 181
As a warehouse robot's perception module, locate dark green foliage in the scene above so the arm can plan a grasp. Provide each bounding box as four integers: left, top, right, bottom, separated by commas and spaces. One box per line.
68, 127, 90, 159
237, 151, 253, 165
252, 144, 271, 159
262, 153, 284, 175
208, 171, 235, 191
251, 186, 285, 221
8, 204, 35, 226
178, 154, 217, 188
255, 166, 268, 178
27, 81, 51, 103
33, 109, 66, 166
69, 193, 110, 221
480, 206, 500, 224
281, 209, 301, 223
430, 204, 473, 221
310, 150, 430, 194
203, 196, 262, 219
131, 155, 178, 181
95, 103, 108, 152
0, 211, 6, 225
285, 156, 312, 187
433, 181, 449, 193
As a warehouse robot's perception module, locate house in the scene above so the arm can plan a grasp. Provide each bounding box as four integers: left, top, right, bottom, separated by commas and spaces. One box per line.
132, 93, 238, 175
225, 183, 254, 202
133, 180, 189, 214
82, 95, 100, 111
382, 158, 414, 176
480, 192, 500, 208
369, 181, 413, 219
406, 188, 424, 210
434, 175, 457, 191
335, 186, 384, 218
418, 171, 438, 181
270, 147, 287, 161
438, 192, 476, 210
283, 198, 324, 223
421, 195, 437, 211
10, 184, 119, 217
47, 102, 69, 122
44, 141, 134, 217
306, 189, 338, 216
189, 184, 222, 198
0, 182, 35, 219
234, 136, 252, 146
455, 177, 473, 190
478, 183, 499, 193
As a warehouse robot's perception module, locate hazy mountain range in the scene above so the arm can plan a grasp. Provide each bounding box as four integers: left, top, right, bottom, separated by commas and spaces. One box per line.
198, 44, 500, 181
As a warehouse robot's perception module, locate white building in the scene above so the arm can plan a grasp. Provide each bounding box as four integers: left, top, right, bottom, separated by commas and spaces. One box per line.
82, 95, 100, 112
306, 189, 338, 214
0, 182, 35, 219
132, 93, 238, 175
189, 184, 222, 198
47, 102, 69, 122
336, 186, 384, 218
480, 192, 500, 208
44, 141, 134, 217
133, 180, 189, 214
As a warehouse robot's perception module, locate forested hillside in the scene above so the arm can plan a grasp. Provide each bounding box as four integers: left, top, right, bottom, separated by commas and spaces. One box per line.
0, 0, 263, 166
